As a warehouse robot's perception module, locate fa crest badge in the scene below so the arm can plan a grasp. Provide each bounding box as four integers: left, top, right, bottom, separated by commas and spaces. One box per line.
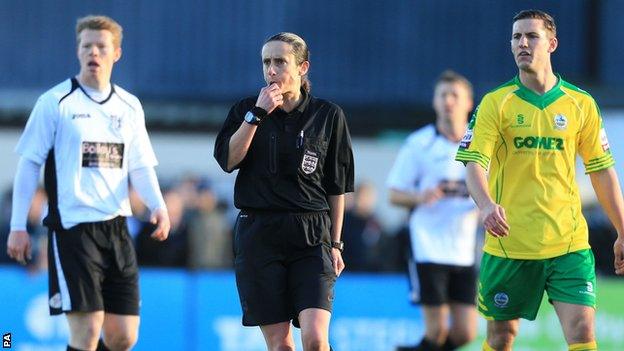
301, 150, 319, 174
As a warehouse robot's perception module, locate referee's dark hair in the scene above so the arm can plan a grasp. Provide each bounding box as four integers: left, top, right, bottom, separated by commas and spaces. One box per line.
513, 9, 557, 38
265, 32, 311, 93
76, 15, 123, 48
435, 70, 473, 100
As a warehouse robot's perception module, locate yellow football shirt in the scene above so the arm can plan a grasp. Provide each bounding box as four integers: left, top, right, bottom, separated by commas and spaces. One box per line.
456, 75, 614, 259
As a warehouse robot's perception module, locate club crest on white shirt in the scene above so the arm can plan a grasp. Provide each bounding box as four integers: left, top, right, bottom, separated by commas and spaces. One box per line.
301, 150, 319, 174
110, 115, 123, 130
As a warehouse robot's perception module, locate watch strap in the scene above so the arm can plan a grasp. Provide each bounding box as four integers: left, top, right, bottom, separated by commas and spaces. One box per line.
331, 241, 344, 252
244, 111, 262, 126
251, 106, 268, 118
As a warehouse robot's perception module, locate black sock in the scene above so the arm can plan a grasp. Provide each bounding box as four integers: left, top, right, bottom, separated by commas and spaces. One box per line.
67, 346, 87, 351
441, 338, 459, 351
417, 338, 441, 351
96, 339, 111, 351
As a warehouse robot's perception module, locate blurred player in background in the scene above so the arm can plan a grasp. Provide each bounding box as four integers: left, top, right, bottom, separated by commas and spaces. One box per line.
388, 70, 479, 351
214, 32, 354, 351
456, 9, 624, 351
6, 15, 170, 351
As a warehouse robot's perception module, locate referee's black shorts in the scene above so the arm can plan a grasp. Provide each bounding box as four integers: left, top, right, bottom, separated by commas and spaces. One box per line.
233, 210, 336, 327
47, 216, 140, 316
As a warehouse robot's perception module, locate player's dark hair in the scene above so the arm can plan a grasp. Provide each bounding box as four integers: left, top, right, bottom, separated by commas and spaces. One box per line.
265, 32, 311, 93
513, 9, 557, 37
76, 15, 123, 48
435, 70, 473, 100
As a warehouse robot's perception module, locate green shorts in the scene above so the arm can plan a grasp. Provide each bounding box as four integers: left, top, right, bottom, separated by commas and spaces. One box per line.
477, 249, 596, 321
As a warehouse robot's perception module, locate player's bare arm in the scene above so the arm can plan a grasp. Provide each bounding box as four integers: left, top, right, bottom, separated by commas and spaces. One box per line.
465, 162, 509, 237
389, 187, 445, 209
588, 167, 624, 275
615, 236, 624, 275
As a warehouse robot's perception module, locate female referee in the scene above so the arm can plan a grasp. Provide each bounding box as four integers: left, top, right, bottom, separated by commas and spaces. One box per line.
214, 32, 354, 351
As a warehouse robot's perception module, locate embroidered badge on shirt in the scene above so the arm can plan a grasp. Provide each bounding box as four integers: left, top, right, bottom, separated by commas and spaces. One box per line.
301, 150, 319, 174
553, 114, 567, 130
493, 292, 509, 308
110, 115, 123, 130
459, 129, 473, 149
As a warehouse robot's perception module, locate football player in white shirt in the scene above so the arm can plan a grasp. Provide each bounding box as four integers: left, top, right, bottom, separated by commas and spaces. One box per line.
6, 15, 170, 351
388, 71, 478, 351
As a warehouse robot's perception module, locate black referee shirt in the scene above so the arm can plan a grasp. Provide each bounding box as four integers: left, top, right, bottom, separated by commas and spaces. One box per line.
214, 89, 354, 211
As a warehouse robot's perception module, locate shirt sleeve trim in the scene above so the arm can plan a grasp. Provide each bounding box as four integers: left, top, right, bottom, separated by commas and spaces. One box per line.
455, 149, 490, 169
585, 153, 615, 174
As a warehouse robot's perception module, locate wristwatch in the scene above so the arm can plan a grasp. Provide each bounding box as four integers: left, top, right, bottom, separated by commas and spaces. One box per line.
244, 106, 268, 126
331, 241, 344, 252
244, 111, 262, 126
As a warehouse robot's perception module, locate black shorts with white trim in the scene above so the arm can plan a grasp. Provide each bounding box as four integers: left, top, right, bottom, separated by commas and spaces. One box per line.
48, 216, 139, 315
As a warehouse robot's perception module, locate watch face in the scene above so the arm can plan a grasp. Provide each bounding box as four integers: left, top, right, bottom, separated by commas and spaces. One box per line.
244, 111, 257, 124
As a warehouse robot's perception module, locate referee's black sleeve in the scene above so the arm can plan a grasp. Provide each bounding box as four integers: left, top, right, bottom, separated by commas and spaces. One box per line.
322, 106, 355, 195
214, 101, 249, 173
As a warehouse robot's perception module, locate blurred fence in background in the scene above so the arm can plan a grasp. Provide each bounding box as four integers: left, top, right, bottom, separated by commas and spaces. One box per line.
2, 1, 624, 133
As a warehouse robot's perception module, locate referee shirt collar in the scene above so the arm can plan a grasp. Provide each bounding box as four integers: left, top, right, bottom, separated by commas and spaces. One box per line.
294, 88, 310, 114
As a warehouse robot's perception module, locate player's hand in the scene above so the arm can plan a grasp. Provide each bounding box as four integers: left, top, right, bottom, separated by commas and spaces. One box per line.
255, 83, 283, 114
7, 230, 32, 265
331, 248, 345, 277
614, 235, 624, 275
420, 186, 445, 205
149, 208, 170, 241
481, 202, 510, 237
